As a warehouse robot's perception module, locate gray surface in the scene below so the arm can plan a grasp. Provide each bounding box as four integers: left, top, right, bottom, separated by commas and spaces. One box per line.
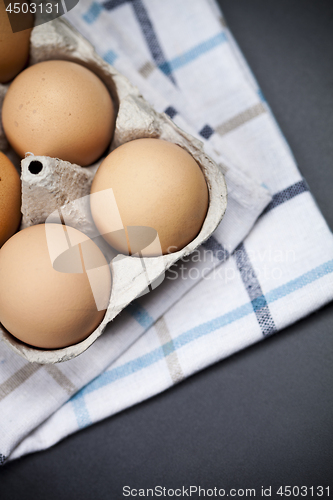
1, 1, 332, 498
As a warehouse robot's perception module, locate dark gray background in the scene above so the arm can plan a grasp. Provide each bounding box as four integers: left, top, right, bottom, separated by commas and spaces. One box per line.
1, 1, 332, 498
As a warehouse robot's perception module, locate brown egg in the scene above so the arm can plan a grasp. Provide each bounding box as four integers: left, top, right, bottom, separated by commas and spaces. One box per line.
2, 60, 115, 166
90, 138, 209, 255
0, 224, 112, 349
0, 151, 21, 247
0, 0, 33, 83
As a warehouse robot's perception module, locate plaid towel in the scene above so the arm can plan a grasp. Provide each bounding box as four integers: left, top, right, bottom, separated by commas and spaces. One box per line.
1, 0, 333, 464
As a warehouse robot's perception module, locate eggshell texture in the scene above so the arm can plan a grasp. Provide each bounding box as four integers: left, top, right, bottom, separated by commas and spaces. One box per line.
0, 224, 112, 349
0, 151, 21, 247
2, 60, 115, 166
90, 138, 209, 255
0, 0, 33, 83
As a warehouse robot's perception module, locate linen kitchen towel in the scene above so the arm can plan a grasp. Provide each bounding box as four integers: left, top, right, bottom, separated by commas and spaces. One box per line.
0, 0, 332, 463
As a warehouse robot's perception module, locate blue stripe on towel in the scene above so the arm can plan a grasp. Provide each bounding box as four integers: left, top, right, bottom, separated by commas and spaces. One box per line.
234, 242, 277, 336
82, 2, 103, 23
202, 237, 229, 262
127, 301, 154, 329
103, 50, 118, 66
164, 106, 178, 119
102, 0, 176, 83
159, 32, 227, 75
263, 179, 309, 215
131, 0, 175, 83
103, 0, 128, 9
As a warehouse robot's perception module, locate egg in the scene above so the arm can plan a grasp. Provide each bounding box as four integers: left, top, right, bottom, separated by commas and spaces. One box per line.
90, 138, 209, 255
2, 60, 115, 166
0, 0, 33, 83
0, 224, 112, 349
0, 151, 21, 247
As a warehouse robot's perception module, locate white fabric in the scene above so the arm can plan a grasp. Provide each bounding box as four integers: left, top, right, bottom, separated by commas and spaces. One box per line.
0, 0, 332, 464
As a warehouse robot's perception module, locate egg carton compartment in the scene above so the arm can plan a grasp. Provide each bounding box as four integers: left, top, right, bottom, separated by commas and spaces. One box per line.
0, 18, 227, 364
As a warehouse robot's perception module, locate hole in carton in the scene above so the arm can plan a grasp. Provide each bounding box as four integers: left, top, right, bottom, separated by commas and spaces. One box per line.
28, 161, 43, 175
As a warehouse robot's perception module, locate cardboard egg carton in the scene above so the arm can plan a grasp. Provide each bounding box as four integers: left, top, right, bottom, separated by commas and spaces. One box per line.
0, 18, 227, 364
